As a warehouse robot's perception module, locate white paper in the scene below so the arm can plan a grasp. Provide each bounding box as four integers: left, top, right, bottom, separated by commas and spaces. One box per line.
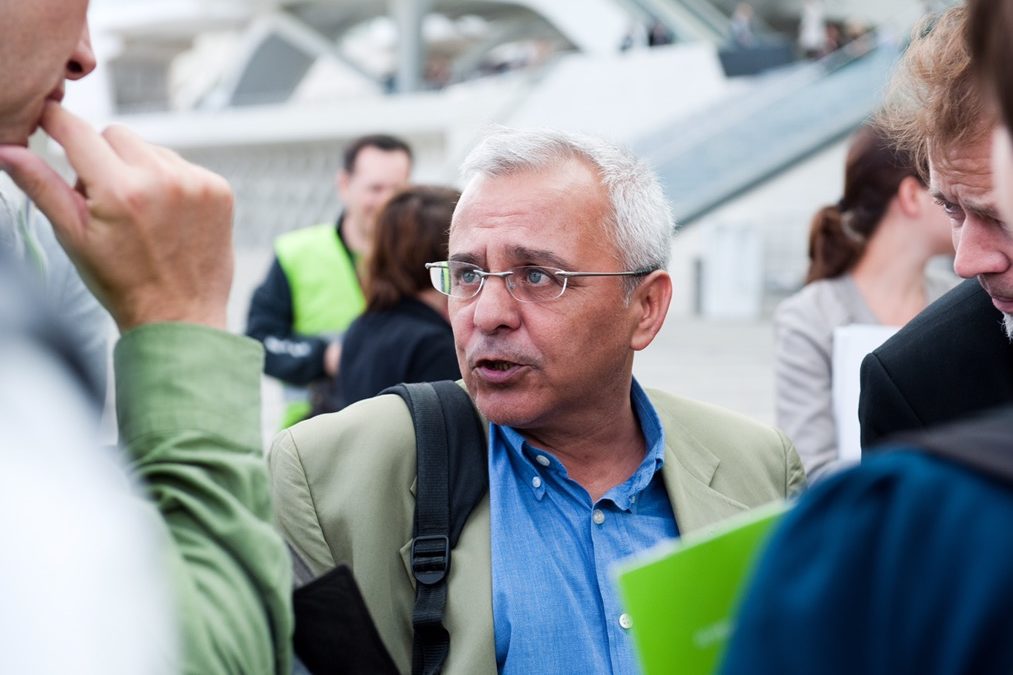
832, 324, 899, 463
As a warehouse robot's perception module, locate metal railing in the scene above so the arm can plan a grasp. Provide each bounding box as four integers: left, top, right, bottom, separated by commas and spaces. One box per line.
633, 41, 900, 226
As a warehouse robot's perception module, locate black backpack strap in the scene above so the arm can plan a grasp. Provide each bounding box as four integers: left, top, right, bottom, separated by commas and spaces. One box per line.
888, 405, 1013, 486
380, 381, 488, 675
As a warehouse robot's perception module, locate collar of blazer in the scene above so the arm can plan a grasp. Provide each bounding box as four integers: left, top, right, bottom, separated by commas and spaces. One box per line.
660, 416, 750, 535
397, 384, 752, 674
406, 383, 749, 535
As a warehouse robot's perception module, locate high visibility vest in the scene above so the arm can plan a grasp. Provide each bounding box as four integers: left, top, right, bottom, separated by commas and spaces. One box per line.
275, 223, 365, 335
274, 223, 365, 426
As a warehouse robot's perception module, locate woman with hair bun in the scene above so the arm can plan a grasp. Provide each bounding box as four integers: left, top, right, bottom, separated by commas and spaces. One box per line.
312, 185, 462, 414
775, 123, 955, 481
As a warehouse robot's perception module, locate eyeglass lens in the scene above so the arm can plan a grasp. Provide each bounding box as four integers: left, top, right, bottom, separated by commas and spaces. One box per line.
429, 262, 567, 303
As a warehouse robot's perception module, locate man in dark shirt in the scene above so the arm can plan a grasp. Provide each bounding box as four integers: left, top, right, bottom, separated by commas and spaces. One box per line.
246, 134, 412, 425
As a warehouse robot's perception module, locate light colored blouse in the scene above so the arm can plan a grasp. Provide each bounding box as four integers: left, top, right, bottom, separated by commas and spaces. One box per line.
774, 272, 956, 481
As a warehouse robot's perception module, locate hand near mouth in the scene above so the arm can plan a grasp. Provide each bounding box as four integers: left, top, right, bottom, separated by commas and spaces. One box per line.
0, 102, 235, 332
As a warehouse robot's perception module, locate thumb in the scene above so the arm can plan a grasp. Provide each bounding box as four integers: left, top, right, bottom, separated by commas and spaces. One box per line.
0, 145, 88, 246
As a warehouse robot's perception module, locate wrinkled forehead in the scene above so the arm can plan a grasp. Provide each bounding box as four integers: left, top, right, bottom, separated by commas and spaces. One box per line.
451, 161, 609, 231
448, 165, 615, 263
928, 136, 996, 205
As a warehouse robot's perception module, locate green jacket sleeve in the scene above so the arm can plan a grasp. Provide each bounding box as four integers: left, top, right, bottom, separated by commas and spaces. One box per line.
115, 323, 293, 674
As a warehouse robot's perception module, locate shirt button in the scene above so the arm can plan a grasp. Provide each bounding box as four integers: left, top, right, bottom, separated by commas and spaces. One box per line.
630, 495, 637, 504
619, 613, 633, 630
592, 509, 605, 525
531, 476, 542, 489
535, 454, 550, 467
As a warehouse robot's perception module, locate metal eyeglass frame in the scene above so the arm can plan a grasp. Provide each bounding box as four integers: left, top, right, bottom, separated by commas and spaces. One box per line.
425, 260, 655, 303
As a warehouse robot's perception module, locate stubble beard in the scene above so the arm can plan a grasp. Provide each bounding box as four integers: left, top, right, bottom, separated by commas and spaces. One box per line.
1004, 313, 1013, 341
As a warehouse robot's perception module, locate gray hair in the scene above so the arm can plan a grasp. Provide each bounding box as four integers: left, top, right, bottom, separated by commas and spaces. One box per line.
459, 127, 673, 294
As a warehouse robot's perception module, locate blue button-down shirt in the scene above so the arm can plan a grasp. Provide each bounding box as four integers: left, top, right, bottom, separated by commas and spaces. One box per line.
489, 379, 678, 674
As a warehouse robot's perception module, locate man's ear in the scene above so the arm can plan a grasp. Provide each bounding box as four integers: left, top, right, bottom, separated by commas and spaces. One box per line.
629, 270, 672, 352
895, 175, 925, 218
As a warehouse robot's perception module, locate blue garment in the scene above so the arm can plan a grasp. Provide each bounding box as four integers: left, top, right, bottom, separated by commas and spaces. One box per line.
720, 450, 1013, 675
489, 379, 678, 674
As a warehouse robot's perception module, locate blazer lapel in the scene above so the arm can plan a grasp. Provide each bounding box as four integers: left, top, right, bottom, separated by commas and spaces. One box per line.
662, 422, 750, 535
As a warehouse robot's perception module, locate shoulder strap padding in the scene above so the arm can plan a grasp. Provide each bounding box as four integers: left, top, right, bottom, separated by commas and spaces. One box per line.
379, 380, 488, 675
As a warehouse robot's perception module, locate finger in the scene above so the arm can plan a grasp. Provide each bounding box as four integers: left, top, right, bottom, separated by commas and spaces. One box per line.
102, 124, 162, 166
0, 145, 88, 243
151, 145, 187, 168
37, 102, 125, 187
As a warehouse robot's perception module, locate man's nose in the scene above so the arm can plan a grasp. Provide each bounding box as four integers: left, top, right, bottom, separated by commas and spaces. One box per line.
66, 24, 97, 81
471, 274, 520, 333
953, 217, 1012, 279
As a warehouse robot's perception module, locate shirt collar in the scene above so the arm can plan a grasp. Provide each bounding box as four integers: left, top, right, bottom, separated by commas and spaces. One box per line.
492, 378, 666, 509
334, 212, 358, 264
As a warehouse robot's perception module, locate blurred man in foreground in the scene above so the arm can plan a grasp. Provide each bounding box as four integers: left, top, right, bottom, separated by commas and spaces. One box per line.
0, 8, 111, 393
0, 2, 291, 672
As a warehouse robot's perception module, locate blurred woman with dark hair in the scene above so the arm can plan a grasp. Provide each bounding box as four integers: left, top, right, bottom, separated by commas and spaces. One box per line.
315, 185, 462, 413
775, 123, 955, 481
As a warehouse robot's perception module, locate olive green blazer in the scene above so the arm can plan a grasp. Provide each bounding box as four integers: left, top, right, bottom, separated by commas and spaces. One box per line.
269, 387, 805, 674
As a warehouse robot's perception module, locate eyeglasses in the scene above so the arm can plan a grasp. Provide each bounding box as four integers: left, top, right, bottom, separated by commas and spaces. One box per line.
425, 260, 654, 304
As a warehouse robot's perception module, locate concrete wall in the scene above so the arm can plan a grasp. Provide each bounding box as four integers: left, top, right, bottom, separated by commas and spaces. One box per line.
667, 137, 850, 318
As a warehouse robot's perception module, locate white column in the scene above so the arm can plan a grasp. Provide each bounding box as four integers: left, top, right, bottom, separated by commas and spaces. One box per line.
389, 0, 429, 93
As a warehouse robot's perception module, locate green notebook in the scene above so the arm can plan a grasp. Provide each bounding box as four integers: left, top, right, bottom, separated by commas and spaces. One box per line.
614, 500, 789, 675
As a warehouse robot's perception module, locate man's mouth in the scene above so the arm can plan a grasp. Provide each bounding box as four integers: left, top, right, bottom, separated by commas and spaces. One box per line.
481, 360, 517, 371
472, 358, 527, 383
981, 281, 1013, 314
990, 295, 1013, 313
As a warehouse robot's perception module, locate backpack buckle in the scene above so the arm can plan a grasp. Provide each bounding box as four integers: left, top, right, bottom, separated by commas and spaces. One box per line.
411, 534, 450, 586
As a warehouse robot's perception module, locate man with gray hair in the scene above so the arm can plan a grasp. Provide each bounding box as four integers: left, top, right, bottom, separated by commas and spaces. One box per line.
270, 126, 805, 674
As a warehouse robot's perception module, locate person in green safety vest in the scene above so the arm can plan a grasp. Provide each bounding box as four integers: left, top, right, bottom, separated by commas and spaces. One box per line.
246, 134, 413, 427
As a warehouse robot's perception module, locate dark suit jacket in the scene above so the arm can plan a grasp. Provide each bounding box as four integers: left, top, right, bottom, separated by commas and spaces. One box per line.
859, 278, 1013, 449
